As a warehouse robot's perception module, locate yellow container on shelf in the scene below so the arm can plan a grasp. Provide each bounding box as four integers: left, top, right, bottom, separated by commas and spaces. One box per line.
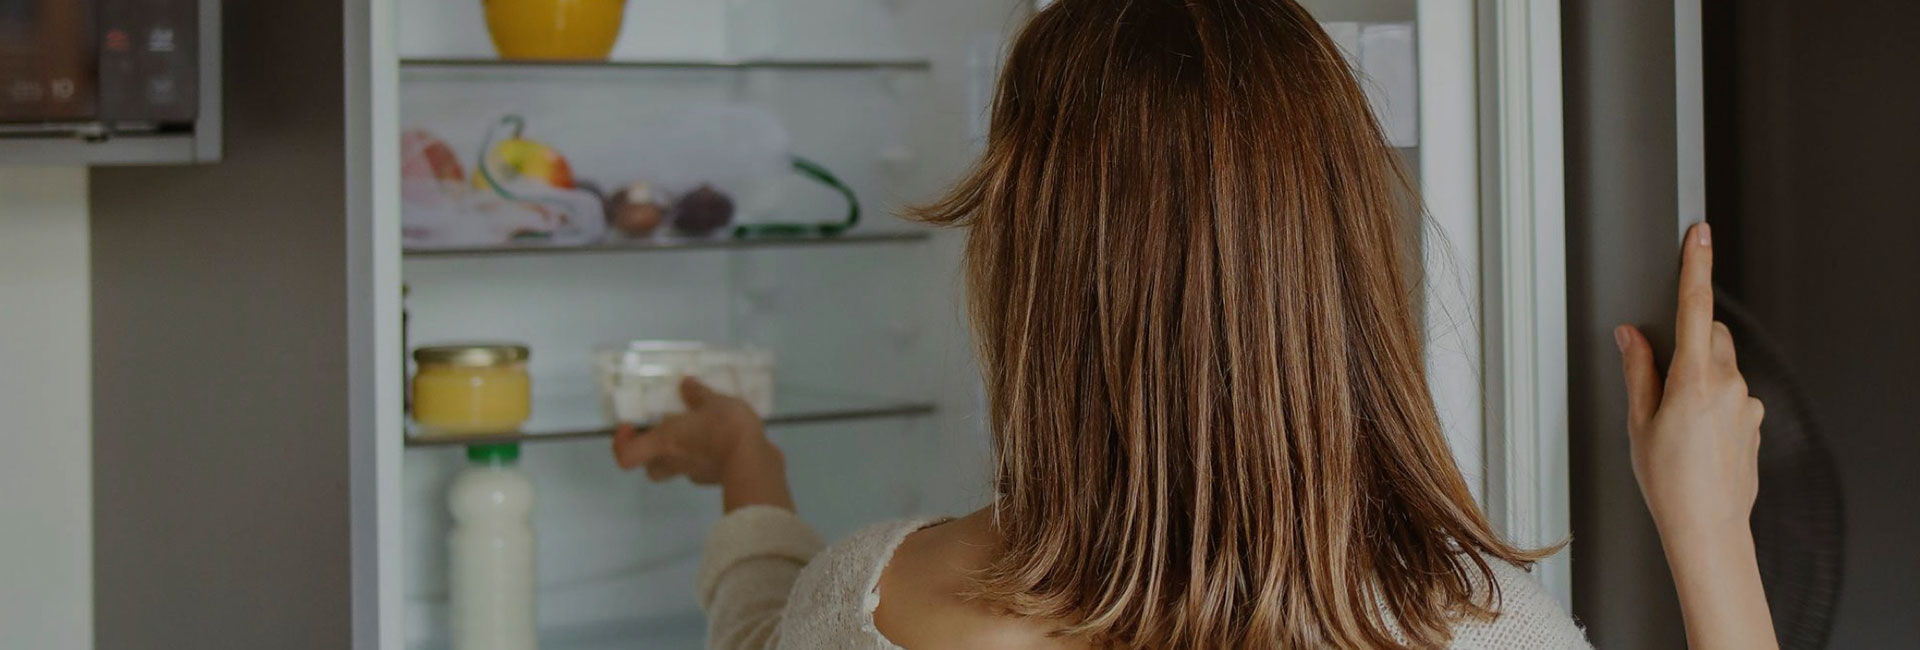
484, 0, 626, 60
412, 344, 533, 436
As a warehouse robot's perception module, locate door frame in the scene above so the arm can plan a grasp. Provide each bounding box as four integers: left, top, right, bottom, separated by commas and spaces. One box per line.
1419, 0, 1573, 606
1478, 0, 1572, 606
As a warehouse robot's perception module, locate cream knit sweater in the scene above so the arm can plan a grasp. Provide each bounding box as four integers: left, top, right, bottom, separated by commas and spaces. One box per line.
695, 506, 1593, 650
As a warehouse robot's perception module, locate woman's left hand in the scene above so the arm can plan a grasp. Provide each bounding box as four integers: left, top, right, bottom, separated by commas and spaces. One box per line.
1616, 223, 1764, 542
1614, 222, 1777, 650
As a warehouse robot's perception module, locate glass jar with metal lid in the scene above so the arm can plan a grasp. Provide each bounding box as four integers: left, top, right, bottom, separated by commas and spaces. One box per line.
411, 343, 532, 436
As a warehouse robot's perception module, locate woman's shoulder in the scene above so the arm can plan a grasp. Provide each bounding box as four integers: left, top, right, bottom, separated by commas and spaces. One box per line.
781, 511, 1082, 650
801, 516, 951, 604
1447, 558, 1592, 650
776, 516, 948, 648
870, 513, 1085, 650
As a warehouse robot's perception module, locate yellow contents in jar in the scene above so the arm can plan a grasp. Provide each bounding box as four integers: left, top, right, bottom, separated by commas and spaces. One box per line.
412, 344, 532, 436
484, 0, 626, 60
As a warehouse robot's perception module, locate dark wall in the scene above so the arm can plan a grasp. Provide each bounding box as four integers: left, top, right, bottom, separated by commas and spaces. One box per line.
89, 0, 354, 647
1709, 1, 1920, 647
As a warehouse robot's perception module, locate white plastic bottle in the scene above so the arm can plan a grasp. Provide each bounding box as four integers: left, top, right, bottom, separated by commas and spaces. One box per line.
449, 443, 537, 650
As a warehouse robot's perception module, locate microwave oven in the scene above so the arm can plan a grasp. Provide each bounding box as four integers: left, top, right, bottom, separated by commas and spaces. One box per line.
0, 0, 199, 138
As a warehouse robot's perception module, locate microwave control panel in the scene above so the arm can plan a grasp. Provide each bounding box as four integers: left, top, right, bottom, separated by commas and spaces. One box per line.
97, 0, 197, 126
0, 0, 198, 131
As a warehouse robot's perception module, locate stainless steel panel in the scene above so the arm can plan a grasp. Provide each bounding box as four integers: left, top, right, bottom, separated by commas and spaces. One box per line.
1562, 0, 1690, 646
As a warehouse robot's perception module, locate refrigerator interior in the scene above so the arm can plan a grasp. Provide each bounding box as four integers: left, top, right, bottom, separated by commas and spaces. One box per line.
393, 1, 1419, 647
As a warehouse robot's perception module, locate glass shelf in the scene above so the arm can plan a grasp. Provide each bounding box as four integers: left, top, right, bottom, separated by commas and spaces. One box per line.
403, 384, 935, 448
403, 230, 929, 259
409, 613, 707, 650
401, 57, 933, 73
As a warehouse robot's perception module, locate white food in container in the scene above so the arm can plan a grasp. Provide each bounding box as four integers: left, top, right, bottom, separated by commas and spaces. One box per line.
595, 341, 774, 426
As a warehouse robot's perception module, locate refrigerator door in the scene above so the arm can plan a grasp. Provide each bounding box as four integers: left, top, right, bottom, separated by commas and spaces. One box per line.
1563, 0, 1703, 646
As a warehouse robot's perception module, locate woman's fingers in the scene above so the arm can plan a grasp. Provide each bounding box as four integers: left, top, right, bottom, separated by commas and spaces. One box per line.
612, 423, 640, 469
611, 413, 723, 482
1617, 325, 1664, 433
680, 376, 717, 409
1674, 223, 1716, 373
613, 426, 697, 481
1712, 321, 1738, 369
609, 390, 756, 485
612, 423, 668, 470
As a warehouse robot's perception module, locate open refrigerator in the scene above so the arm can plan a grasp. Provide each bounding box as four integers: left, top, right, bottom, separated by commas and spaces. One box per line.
380, 1, 1443, 647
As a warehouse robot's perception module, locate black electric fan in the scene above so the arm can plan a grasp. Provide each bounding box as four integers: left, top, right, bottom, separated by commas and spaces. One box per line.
1717, 293, 1846, 650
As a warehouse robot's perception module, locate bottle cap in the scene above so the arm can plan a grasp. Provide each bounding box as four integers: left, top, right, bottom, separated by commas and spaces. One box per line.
466, 442, 521, 464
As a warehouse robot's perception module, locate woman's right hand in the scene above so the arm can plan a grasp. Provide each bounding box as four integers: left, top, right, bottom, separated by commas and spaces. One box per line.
1614, 222, 1777, 650
611, 377, 795, 513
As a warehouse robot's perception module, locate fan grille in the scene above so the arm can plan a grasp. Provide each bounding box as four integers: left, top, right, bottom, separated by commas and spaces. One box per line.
1720, 295, 1846, 650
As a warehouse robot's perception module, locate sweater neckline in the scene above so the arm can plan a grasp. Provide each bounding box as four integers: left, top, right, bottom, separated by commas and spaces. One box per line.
858, 517, 955, 649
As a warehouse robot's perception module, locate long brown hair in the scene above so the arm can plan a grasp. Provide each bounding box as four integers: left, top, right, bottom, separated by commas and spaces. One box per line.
910, 1, 1545, 647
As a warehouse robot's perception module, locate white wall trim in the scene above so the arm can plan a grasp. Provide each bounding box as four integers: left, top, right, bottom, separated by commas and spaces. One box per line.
1481, 0, 1573, 607
0, 167, 93, 650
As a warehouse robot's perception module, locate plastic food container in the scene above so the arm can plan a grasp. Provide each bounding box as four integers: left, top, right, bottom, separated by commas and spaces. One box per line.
412, 343, 533, 436
595, 341, 773, 426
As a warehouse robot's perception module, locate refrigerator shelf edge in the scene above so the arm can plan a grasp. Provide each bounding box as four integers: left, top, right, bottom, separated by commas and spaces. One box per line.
407, 612, 709, 650
403, 401, 937, 448
400, 56, 933, 74
404, 230, 930, 259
